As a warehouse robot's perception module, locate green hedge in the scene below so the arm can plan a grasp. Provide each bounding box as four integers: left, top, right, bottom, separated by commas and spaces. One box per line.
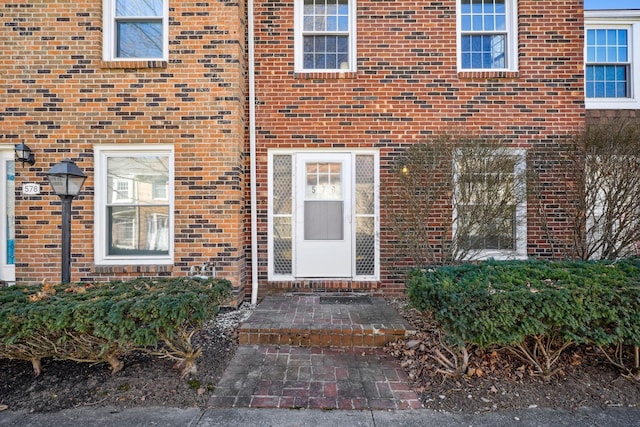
407, 259, 640, 349
0, 277, 232, 376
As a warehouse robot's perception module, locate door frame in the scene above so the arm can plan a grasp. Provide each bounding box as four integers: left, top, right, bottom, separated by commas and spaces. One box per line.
268, 149, 380, 282
0, 147, 16, 284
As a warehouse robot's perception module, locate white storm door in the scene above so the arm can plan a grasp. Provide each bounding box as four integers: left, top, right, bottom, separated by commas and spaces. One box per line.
0, 151, 15, 283
295, 153, 352, 278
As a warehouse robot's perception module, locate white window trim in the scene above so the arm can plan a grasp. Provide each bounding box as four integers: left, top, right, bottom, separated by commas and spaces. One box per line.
585, 10, 640, 110
102, 0, 169, 62
267, 149, 379, 281
294, 0, 358, 73
0, 147, 15, 284
94, 144, 174, 265
456, 0, 518, 72
452, 148, 527, 261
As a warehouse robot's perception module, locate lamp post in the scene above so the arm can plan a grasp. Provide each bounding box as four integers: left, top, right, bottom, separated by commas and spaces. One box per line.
45, 159, 87, 284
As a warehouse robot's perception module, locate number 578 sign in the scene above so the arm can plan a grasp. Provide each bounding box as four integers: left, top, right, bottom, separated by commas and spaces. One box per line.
22, 183, 41, 195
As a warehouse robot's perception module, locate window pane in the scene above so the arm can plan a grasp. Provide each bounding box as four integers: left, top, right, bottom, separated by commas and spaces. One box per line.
462, 34, 505, 69
619, 29, 628, 44
355, 155, 374, 215
303, 35, 349, 70
456, 152, 519, 252
301, 0, 351, 70
585, 64, 628, 98
327, 16, 337, 31
304, 201, 343, 240
116, 21, 163, 58
116, 0, 163, 17
273, 155, 292, 215
107, 156, 170, 204
273, 217, 292, 274
5, 160, 14, 265
338, 15, 348, 31
461, 15, 471, 31
108, 206, 169, 255
484, 15, 494, 31
356, 217, 375, 275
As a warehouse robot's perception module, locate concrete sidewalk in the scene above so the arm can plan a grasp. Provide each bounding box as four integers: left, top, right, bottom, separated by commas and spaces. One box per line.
1, 406, 639, 426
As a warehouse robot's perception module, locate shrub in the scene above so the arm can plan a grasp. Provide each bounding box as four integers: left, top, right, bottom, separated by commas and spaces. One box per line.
0, 277, 232, 377
407, 259, 640, 376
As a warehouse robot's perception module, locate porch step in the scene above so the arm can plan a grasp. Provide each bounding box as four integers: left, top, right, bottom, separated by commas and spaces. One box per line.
238, 294, 415, 348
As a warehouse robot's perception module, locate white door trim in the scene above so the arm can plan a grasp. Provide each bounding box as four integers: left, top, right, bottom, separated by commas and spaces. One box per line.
268, 149, 380, 282
0, 149, 16, 284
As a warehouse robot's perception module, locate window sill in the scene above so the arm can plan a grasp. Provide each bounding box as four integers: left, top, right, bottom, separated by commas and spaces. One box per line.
294, 71, 357, 80
458, 70, 519, 80
586, 99, 640, 110
94, 264, 174, 274
99, 60, 168, 70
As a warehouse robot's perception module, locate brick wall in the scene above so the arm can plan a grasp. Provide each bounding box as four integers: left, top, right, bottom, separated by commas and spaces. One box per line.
1, 0, 248, 299
252, 0, 586, 295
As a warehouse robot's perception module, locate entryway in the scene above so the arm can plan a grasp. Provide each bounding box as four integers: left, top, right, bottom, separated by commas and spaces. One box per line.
269, 151, 378, 281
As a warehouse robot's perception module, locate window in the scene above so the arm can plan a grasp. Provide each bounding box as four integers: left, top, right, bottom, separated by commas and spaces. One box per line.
585, 10, 640, 109
586, 28, 629, 98
295, 0, 357, 72
94, 145, 174, 265
453, 149, 526, 260
103, 0, 168, 61
458, 0, 518, 71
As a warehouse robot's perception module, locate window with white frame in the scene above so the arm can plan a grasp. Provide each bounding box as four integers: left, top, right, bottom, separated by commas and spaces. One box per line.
586, 28, 630, 99
585, 10, 640, 109
453, 149, 526, 260
295, 0, 357, 72
458, 0, 518, 71
103, 0, 168, 61
94, 145, 174, 265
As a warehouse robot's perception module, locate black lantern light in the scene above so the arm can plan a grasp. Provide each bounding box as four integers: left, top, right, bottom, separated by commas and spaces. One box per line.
45, 159, 87, 283
14, 143, 35, 166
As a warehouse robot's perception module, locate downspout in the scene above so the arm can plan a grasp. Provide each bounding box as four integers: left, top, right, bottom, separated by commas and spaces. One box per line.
248, 0, 258, 305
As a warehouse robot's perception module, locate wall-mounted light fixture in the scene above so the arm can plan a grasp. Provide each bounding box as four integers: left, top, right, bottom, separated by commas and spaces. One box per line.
14, 143, 35, 166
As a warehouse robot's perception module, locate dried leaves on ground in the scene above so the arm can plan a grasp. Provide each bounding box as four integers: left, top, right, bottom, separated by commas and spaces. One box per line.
385, 299, 640, 413
1, 300, 638, 413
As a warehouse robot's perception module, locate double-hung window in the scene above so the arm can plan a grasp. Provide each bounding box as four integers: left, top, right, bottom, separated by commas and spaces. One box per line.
458, 0, 518, 71
94, 145, 174, 265
585, 10, 640, 109
295, 0, 357, 72
453, 149, 526, 260
586, 28, 630, 99
103, 0, 168, 61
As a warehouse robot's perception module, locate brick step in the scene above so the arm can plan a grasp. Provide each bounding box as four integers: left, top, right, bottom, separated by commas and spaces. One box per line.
236, 295, 415, 348
238, 325, 408, 347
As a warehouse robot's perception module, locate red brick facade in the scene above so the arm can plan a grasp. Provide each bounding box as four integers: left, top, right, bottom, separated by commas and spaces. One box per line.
1, 1, 589, 299
1, 0, 248, 300
253, 0, 585, 295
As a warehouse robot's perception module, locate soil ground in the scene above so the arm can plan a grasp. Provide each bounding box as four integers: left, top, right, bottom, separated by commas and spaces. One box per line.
1, 300, 638, 414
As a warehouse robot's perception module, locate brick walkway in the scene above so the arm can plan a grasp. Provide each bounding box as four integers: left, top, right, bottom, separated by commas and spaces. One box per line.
208, 295, 422, 410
